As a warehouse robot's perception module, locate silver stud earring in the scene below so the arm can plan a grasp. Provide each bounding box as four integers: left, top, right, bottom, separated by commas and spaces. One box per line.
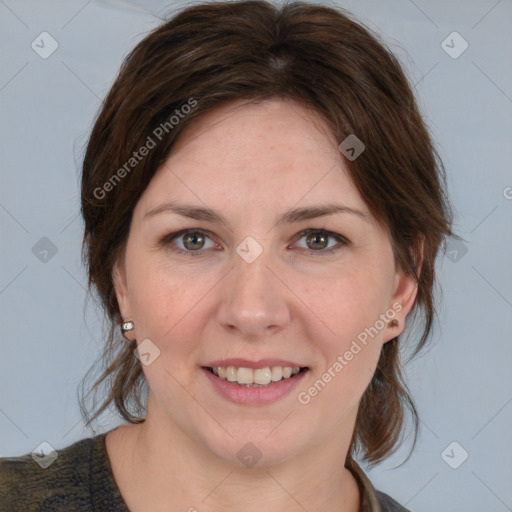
121, 320, 135, 339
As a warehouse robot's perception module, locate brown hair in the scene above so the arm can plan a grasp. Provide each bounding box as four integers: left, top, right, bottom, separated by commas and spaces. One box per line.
79, 0, 454, 466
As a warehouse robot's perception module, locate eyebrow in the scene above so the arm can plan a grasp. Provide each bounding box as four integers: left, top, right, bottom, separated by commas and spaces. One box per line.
143, 201, 370, 227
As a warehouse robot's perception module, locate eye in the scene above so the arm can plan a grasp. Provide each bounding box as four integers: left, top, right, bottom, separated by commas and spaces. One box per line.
160, 228, 349, 257
161, 229, 217, 256
292, 229, 349, 255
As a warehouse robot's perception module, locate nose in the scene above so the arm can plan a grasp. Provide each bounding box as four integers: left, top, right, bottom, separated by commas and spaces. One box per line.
216, 248, 291, 340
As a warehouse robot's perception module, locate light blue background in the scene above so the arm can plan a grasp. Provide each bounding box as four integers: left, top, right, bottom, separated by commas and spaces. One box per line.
1, 1, 511, 511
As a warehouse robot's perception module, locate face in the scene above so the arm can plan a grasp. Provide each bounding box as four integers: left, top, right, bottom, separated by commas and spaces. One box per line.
114, 98, 417, 467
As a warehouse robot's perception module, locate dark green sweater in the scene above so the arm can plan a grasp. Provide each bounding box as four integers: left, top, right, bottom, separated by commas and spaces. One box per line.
0, 432, 410, 511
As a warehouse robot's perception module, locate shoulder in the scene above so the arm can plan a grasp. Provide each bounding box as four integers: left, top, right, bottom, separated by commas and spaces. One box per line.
0, 434, 100, 512
376, 490, 412, 512
346, 456, 412, 512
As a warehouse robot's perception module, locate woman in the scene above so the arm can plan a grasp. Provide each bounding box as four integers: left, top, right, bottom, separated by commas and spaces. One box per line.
0, 1, 453, 510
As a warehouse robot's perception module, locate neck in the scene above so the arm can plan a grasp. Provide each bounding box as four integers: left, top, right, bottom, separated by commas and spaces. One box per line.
107, 400, 361, 512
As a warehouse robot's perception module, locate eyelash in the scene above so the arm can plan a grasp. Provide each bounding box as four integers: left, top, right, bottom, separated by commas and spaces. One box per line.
159, 228, 349, 257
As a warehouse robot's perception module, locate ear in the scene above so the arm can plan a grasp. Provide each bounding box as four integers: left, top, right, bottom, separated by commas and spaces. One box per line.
112, 253, 133, 335
383, 237, 424, 342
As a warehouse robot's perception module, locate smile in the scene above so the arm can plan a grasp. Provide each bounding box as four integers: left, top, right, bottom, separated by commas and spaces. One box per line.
202, 364, 309, 405
207, 365, 306, 386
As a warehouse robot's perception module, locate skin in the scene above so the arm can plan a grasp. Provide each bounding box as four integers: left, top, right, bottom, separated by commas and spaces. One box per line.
106, 98, 419, 512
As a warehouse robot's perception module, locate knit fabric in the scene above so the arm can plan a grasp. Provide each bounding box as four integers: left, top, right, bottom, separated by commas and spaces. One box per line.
0, 431, 410, 511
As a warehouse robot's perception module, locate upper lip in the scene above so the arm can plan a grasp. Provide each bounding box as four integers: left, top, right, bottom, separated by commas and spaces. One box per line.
203, 358, 307, 369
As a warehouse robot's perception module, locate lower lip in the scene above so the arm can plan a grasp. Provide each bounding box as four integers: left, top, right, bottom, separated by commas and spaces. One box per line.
201, 367, 308, 405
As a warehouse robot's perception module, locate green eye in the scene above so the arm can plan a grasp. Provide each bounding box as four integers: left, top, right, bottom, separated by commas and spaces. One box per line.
160, 228, 349, 257
161, 229, 216, 256
294, 229, 349, 255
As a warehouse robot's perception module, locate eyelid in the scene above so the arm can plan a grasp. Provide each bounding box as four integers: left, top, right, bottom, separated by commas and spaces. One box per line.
159, 228, 218, 254
160, 227, 349, 256
292, 228, 349, 254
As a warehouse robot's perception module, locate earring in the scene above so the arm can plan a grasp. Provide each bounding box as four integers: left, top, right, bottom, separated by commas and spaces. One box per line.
388, 319, 399, 328
121, 320, 135, 339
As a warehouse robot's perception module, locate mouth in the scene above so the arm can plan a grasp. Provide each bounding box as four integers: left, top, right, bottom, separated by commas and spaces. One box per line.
202, 365, 309, 387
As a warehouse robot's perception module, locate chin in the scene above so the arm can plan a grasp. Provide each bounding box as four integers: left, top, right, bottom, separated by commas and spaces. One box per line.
199, 425, 312, 470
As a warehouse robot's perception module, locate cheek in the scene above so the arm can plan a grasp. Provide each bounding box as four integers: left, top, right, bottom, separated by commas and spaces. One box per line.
298, 266, 393, 344
298, 274, 387, 414
127, 255, 216, 349
126, 264, 213, 402
294, 263, 392, 404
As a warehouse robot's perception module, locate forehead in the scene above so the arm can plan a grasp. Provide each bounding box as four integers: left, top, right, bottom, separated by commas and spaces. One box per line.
170, 98, 340, 173
135, 98, 369, 219
173, 97, 338, 153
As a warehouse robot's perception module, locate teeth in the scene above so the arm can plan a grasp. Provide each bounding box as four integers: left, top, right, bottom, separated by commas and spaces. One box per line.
237, 367, 254, 384
210, 365, 302, 386
254, 367, 272, 385
225, 366, 237, 382
271, 366, 282, 382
